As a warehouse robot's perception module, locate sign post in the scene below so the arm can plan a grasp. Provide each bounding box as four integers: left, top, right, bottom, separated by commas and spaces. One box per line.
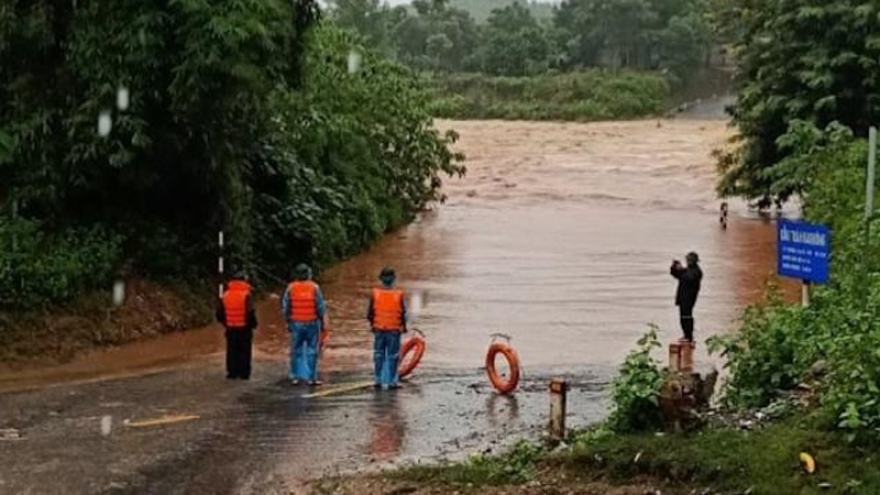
864, 127, 877, 303
866, 127, 876, 220
778, 220, 830, 307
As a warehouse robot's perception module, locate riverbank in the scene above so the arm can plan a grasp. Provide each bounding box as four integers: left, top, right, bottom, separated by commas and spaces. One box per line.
0, 280, 213, 368
312, 413, 880, 494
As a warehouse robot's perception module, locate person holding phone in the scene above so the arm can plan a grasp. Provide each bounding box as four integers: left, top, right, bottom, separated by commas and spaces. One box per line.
670, 252, 702, 343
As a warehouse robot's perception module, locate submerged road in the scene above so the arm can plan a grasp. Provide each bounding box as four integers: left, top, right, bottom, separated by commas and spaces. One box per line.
0, 104, 793, 494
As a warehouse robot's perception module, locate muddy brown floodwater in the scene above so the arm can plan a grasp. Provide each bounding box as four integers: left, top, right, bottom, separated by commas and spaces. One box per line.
314, 119, 794, 373
0, 117, 793, 393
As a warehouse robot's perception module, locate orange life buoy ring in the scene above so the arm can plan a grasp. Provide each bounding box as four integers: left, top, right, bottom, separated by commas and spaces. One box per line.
399, 331, 426, 379
486, 340, 520, 394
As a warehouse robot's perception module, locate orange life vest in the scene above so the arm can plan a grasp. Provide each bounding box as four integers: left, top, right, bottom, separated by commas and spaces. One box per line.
372, 288, 404, 331
288, 281, 319, 322
222, 280, 252, 328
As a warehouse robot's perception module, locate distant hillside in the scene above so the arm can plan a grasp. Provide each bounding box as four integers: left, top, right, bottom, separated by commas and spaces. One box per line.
397, 0, 556, 23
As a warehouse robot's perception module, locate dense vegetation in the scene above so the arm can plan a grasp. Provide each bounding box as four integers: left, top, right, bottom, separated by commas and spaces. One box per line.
330, 0, 715, 77
427, 71, 670, 121
0, 1, 463, 311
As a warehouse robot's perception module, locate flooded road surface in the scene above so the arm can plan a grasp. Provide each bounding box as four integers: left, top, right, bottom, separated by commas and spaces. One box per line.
0, 117, 793, 494
309, 118, 790, 371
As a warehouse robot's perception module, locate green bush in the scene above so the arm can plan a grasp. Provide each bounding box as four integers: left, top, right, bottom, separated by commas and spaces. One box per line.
426, 71, 670, 121
251, 26, 464, 273
608, 326, 665, 433
0, 219, 122, 310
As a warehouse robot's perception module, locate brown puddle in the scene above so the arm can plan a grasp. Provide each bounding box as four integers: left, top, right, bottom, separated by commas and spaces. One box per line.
0, 119, 796, 393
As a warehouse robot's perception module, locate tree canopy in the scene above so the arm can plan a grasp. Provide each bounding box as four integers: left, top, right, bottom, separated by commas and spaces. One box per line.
327, 0, 716, 78
718, 0, 880, 206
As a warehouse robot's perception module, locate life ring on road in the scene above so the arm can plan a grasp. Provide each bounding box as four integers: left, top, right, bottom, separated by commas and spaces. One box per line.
399, 330, 427, 379
486, 334, 520, 395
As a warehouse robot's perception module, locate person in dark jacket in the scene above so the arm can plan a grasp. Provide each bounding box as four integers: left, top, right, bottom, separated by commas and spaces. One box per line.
670, 252, 702, 342
216, 274, 258, 379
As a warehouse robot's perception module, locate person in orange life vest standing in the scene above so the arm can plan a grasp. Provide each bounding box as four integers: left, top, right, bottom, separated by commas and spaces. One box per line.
216, 273, 258, 380
367, 267, 408, 389
283, 264, 327, 386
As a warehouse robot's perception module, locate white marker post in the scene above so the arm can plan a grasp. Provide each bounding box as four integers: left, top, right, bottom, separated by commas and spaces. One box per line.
218, 231, 225, 298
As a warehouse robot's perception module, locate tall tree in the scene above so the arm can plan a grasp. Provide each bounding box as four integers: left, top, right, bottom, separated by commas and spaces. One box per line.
480, 2, 551, 76
325, 0, 393, 54
555, 0, 711, 75
718, 0, 880, 206
390, 0, 479, 72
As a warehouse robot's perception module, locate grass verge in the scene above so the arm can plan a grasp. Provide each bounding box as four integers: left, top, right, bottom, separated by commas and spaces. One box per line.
564, 415, 880, 494
312, 415, 880, 495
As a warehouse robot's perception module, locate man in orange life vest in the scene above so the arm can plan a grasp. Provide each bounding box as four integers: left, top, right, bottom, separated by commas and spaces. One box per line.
216, 274, 258, 380
283, 264, 328, 386
367, 267, 408, 389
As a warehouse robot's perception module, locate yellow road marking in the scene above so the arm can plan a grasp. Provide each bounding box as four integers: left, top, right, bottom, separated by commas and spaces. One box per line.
302, 381, 374, 399
126, 414, 200, 428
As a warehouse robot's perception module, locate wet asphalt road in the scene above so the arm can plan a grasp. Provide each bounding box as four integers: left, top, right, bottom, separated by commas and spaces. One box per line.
0, 360, 610, 494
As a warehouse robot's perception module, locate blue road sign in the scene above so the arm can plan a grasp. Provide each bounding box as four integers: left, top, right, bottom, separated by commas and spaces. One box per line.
777, 219, 831, 284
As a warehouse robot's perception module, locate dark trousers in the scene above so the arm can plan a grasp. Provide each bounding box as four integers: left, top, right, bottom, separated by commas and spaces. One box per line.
679, 305, 695, 342
225, 328, 253, 379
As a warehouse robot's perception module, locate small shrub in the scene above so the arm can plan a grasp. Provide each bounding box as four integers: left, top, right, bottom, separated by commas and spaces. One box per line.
706, 287, 821, 409
608, 326, 665, 433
